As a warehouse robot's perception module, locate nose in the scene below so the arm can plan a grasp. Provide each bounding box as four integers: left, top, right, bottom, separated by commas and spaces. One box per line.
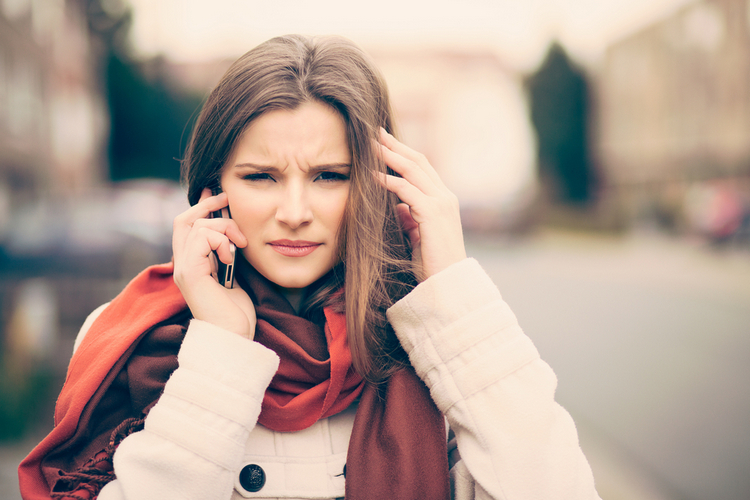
275, 183, 313, 229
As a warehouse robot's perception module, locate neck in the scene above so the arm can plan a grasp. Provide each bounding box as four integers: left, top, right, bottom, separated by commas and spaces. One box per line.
278, 287, 305, 314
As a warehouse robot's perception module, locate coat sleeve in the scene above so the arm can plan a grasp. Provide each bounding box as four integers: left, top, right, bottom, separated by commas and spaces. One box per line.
386, 258, 601, 500
97, 320, 280, 500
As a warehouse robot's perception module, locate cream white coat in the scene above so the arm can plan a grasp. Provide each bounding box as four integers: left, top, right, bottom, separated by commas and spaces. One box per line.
70, 259, 600, 500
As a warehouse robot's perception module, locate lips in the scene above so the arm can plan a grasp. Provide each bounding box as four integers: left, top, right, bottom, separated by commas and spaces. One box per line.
268, 239, 322, 257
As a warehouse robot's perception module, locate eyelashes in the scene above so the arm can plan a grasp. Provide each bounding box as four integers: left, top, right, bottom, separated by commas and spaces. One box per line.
241, 171, 350, 183
243, 173, 273, 182
315, 171, 350, 182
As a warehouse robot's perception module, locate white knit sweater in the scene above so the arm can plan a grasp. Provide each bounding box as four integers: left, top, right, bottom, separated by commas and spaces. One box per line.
70, 259, 600, 500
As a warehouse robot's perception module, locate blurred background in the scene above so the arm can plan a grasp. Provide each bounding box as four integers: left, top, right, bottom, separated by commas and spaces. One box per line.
1, 0, 749, 499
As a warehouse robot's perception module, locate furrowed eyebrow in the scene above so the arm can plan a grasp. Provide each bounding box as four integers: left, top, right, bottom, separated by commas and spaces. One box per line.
233, 163, 278, 172
308, 163, 351, 172
233, 163, 351, 172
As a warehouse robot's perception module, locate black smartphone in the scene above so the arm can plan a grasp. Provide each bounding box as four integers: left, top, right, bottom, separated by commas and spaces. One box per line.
211, 186, 235, 289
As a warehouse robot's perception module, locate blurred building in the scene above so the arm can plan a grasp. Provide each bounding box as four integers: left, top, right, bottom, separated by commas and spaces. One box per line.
595, 0, 750, 234
371, 49, 538, 231
0, 1, 125, 441
0, 0, 107, 236
158, 48, 539, 232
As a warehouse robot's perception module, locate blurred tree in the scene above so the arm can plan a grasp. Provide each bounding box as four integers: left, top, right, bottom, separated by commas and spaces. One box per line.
84, 0, 202, 182
526, 43, 597, 205
0, 356, 54, 441
106, 55, 202, 181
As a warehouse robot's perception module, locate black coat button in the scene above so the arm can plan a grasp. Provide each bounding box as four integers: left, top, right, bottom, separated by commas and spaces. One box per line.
239, 464, 266, 492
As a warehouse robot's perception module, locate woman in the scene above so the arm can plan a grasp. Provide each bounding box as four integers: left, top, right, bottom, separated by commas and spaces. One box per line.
20, 35, 600, 500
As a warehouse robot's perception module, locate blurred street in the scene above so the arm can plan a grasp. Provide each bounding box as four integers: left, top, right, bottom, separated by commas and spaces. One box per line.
470, 229, 750, 500
2, 229, 748, 499
2, 0, 749, 499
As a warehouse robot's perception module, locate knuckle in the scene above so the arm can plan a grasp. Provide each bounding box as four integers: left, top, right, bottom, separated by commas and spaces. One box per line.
173, 213, 187, 229
425, 198, 440, 212
195, 226, 217, 242
434, 194, 458, 214
172, 270, 184, 286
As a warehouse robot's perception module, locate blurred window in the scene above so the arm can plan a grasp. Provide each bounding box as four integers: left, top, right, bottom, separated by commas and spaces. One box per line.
682, 3, 725, 52
1, 0, 31, 21
0, 47, 6, 126
30, 0, 65, 45
7, 57, 42, 139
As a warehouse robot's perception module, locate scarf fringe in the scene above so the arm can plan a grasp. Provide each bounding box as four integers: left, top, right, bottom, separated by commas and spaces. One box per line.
50, 417, 144, 500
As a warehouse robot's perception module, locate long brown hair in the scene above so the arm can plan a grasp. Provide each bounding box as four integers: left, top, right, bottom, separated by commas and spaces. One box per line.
181, 35, 416, 383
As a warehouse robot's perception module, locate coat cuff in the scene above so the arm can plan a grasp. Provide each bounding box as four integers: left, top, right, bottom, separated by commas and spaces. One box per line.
142, 320, 279, 469
387, 258, 502, 352
176, 319, 280, 400
387, 258, 540, 412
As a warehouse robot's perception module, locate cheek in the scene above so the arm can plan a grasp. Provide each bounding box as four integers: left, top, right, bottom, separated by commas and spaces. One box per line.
229, 200, 267, 233
327, 192, 349, 229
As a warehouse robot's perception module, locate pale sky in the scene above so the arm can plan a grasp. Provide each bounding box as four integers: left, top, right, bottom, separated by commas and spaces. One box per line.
121, 0, 696, 207
125, 0, 694, 69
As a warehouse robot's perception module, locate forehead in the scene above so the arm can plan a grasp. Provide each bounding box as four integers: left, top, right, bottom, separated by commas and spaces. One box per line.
232, 101, 351, 165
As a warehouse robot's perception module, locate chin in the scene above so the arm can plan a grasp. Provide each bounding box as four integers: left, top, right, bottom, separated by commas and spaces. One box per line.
259, 268, 325, 291
247, 252, 339, 292
271, 277, 315, 290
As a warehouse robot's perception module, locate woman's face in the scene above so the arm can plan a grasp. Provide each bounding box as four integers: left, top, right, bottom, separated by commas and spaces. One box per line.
220, 101, 351, 292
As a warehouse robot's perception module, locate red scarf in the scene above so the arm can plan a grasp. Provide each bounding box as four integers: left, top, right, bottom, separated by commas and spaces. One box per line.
19, 262, 449, 499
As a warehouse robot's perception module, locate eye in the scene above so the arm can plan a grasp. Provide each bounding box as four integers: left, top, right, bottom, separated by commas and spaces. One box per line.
315, 171, 350, 182
243, 172, 275, 182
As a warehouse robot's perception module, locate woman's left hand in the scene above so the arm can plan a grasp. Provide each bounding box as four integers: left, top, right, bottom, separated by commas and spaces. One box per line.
377, 128, 467, 281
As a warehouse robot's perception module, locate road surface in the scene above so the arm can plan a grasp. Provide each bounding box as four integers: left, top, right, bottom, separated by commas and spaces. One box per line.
2, 229, 748, 499
468, 230, 750, 500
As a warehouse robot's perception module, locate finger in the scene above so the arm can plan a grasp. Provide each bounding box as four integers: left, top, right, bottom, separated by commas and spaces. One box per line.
375, 172, 431, 219
214, 241, 236, 266
173, 218, 245, 267
173, 192, 244, 251
379, 128, 445, 187
376, 171, 461, 229
190, 217, 247, 248
185, 226, 237, 264
174, 190, 230, 229
198, 187, 213, 202
376, 142, 440, 197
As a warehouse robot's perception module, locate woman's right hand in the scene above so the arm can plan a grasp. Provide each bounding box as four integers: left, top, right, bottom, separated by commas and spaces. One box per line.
172, 188, 256, 339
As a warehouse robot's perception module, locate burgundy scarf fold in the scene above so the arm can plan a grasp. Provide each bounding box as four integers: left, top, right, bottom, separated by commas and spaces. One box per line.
19, 260, 449, 500
237, 260, 366, 432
